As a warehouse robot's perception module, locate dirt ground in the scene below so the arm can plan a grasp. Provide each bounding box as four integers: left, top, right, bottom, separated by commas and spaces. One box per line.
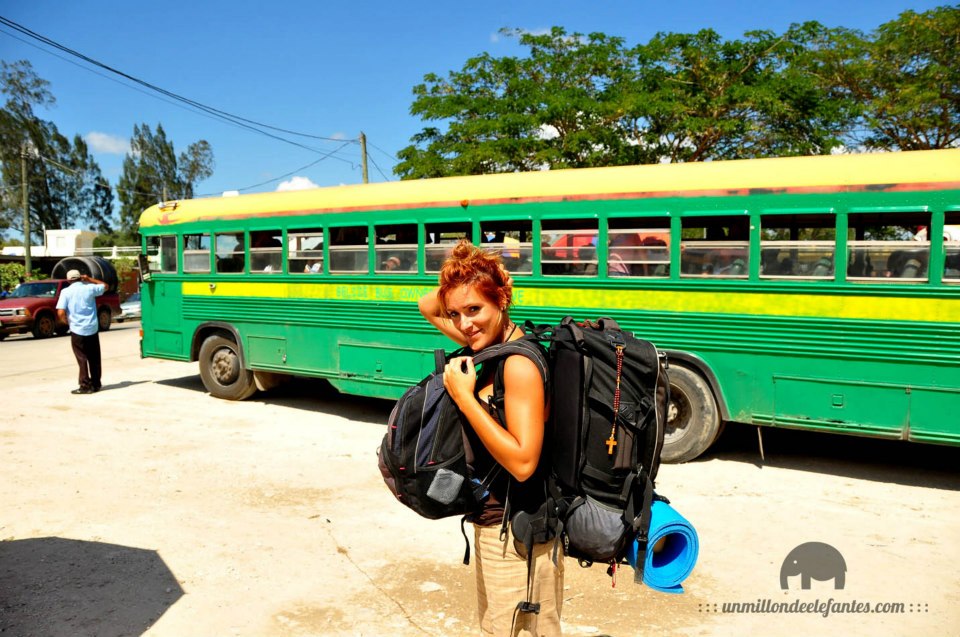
1, 324, 958, 637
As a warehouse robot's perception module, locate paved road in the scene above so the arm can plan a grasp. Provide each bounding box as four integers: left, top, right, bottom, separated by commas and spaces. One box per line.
1, 325, 958, 636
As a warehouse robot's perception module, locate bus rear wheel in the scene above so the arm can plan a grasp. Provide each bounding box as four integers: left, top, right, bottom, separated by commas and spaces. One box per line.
662, 365, 721, 463
199, 335, 257, 401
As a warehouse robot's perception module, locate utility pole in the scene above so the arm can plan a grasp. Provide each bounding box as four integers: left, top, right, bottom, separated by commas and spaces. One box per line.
20, 141, 31, 276
359, 131, 369, 184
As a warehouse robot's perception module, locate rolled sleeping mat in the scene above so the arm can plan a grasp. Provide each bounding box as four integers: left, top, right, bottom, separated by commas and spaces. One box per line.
626, 499, 699, 594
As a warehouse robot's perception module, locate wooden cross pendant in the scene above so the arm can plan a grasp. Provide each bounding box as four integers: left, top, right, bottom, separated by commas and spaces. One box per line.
605, 436, 618, 455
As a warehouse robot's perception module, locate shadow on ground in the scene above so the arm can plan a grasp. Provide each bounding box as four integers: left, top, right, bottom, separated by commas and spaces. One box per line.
156, 374, 394, 423
0, 537, 183, 636
699, 422, 960, 490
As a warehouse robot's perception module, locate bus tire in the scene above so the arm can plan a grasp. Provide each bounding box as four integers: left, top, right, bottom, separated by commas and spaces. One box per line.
661, 365, 721, 463
199, 335, 257, 401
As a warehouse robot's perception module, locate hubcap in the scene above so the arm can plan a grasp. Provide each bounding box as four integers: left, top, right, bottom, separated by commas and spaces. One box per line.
664, 391, 689, 444
211, 347, 240, 385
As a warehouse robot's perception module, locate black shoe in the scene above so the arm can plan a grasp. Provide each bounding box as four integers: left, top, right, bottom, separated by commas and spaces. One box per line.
71, 387, 93, 395
92, 386, 101, 393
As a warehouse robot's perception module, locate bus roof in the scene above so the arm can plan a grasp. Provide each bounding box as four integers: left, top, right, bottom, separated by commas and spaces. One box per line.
139, 149, 960, 229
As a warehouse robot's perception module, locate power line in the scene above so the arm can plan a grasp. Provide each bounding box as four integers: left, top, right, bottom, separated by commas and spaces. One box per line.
0, 15, 358, 159
367, 153, 392, 181
35, 152, 161, 199
368, 140, 399, 162
0, 24, 352, 160
200, 142, 354, 195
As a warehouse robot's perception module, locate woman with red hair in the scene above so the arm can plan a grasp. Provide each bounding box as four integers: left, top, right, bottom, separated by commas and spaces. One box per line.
419, 240, 563, 636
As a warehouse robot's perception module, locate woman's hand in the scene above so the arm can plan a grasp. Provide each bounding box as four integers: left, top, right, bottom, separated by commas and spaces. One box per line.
443, 356, 476, 406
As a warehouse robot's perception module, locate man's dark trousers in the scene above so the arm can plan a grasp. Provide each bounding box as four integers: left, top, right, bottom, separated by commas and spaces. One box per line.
70, 332, 102, 391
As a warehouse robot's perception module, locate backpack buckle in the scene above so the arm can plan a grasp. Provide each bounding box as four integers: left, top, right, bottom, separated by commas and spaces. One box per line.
606, 331, 625, 348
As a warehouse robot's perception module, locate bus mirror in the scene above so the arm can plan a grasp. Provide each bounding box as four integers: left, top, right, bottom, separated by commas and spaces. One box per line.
138, 254, 152, 282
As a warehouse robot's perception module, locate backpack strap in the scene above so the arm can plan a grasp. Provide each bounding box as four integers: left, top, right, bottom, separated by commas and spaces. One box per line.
596, 317, 622, 332
477, 338, 552, 620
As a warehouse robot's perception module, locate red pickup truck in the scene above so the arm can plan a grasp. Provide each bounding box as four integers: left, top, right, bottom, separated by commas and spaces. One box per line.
0, 279, 121, 340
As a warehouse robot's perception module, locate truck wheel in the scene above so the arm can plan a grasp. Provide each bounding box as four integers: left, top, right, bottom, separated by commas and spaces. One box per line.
98, 308, 112, 331
32, 313, 56, 339
198, 335, 257, 400
661, 365, 721, 463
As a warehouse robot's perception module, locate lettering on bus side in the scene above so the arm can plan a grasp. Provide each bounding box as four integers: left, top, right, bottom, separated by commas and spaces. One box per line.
336, 285, 370, 300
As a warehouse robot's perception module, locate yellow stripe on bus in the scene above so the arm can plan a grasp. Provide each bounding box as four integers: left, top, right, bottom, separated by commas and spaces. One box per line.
142, 149, 960, 228
182, 281, 957, 324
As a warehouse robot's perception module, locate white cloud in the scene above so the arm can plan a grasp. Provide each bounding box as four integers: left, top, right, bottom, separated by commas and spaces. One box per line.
85, 131, 130, 155
276, 176, 319, 192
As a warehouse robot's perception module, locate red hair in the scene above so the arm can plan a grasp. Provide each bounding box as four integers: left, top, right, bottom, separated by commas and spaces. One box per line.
438, 240, 512, 313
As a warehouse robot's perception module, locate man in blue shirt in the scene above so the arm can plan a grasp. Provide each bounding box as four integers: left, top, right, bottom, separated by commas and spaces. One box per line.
56, 269, 106, 394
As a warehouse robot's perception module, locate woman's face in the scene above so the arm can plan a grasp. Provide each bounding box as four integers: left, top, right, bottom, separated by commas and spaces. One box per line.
443, 284, 503, 351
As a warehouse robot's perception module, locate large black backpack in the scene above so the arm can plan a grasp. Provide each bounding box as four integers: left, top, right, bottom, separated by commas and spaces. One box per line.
378, 317, 666, 585
377, 340, 548, 521
530, 317, 668, 582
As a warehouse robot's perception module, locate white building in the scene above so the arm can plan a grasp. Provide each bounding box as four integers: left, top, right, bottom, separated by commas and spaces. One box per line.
1, 229, 98, 257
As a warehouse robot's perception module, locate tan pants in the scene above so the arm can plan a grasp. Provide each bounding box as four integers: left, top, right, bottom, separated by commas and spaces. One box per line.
474, 523, 564, 637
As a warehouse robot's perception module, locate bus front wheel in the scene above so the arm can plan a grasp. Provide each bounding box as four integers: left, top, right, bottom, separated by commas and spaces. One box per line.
662, 365, 721, 463
199, 335, 257, 401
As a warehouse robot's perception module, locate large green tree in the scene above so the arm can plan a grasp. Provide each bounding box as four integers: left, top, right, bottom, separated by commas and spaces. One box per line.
397, 7, 958, 177
395, 26, 854, 177
395, 28, 642, 178
0, 60, 114, 241
626, 23, 854, 162
116, 123, 214, 242
809, 6, 960, 150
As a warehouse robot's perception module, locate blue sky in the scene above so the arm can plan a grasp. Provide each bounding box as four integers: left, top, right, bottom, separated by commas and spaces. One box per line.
0, 0, 948, 207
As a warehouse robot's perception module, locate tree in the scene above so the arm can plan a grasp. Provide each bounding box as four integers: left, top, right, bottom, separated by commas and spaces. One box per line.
626, 24, 854, 162
395, 28, 640, 178
116, 123, 214, 242
810, 6, 960, 150
0, 60, 114, 241
396, 26, 857, 177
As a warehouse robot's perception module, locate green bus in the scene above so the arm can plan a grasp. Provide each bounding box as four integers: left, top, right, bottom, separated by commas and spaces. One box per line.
137, 149, 960, 462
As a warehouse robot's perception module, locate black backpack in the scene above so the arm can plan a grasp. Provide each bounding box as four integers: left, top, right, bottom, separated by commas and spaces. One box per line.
378, 317, 667, 584
377, 340, 548, 521
526, 317, 668, 582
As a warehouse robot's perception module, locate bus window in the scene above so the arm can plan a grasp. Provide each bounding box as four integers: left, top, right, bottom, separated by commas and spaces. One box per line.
145, 235, 178, 273
289, 229, 324, 274
945, 214, 960, 282
480, 220, 533, 275
375, 224, 418, 273
760, 214, 835, 279
680, 215, 750, 279
848, 212, 930, 282
329, 226, 368, 274
425, 222, 470, 273
183, 234, 211, 273
607, 218, 670, 277
680, 216, 749, 277
542, 219, 598, 276
249, 230, 282, 273
215, 233, 245, 274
